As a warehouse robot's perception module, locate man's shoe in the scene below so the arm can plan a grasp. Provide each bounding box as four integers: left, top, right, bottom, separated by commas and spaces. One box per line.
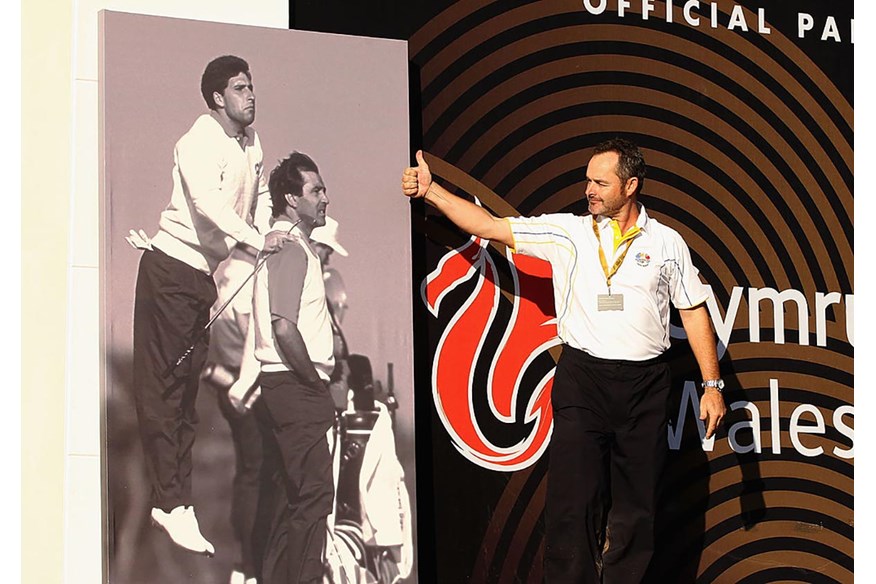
150, 505, 215, 557
230, 569, 258, 584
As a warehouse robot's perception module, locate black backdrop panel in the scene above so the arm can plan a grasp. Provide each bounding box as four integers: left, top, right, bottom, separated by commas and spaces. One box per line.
292, 2, 853, 582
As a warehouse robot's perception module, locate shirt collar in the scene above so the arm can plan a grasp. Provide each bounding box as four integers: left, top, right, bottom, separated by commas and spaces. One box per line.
271, 218, 302, 235
593, 203, 650, 232
206, 112, 252, 147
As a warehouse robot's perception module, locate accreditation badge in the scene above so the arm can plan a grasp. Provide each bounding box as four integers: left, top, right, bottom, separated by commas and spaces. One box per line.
597, 293, 624, 311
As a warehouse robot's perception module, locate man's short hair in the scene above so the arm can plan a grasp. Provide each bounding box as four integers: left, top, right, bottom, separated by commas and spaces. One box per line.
269, 152, 321, 218
201, 55, 251, 110
593, 138, 646, 195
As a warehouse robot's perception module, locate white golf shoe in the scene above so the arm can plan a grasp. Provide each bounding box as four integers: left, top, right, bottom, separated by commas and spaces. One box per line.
229, 569, 257, 584
150, 505, 215, 557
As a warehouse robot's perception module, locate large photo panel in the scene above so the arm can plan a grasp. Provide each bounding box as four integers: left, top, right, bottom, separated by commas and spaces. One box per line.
100, 11, 415, 583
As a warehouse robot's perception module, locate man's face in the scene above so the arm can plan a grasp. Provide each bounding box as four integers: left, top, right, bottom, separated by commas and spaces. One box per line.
216, 72, 255, 129
584, 151, 636, 217
312, 242, 334, 266
295, 171, 329, 228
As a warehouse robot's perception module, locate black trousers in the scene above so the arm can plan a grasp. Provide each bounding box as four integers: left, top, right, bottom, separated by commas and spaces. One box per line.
544, 346, 671, 584
253, 371, 336, 584
132, 248, 217, 510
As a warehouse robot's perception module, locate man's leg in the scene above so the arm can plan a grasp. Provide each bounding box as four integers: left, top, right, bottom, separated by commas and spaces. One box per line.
253, 398, 292, 584
176, 335, 209, 506
256, 372, 335, 584
284, 421, 334, 583
544, 349, 611, 584
132, 249, 216, 510
132, 249, 216, 554
602, 362, 671, 584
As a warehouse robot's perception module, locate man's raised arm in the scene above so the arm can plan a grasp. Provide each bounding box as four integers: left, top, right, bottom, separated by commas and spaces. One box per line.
402, 150, 514, 247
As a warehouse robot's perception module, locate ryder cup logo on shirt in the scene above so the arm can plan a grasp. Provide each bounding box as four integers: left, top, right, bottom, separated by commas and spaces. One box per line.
635, 252, 651, 267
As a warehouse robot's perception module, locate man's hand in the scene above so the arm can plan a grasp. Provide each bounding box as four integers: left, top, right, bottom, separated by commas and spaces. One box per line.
699, 390, 726, 439
228, 380, 261, 414
262, 230, 298, 254
402, 150, 432, 199
125, 228, 153, 250
310, 378, 329, 394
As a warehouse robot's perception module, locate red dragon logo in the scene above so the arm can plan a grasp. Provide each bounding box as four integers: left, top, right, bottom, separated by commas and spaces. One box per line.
423, 233, 560, 471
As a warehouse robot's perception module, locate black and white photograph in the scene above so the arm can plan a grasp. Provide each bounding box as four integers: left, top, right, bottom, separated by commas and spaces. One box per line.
99, 11, 415, 583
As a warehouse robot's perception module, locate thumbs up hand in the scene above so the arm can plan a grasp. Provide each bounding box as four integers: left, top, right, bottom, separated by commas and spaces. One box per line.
401, 150, 433, 199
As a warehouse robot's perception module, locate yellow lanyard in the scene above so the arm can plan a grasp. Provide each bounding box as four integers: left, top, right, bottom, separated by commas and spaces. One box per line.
591, 218, 637, 292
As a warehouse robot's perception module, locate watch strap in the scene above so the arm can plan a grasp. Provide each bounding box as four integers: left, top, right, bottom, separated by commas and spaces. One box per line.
701, 379, 724, 392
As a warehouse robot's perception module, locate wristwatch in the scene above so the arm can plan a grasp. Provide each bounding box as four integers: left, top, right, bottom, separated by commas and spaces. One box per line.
701, 379, 725, 393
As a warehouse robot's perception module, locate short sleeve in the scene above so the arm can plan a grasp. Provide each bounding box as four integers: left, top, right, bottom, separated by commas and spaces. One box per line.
266, 244, 307, 324
668, 236, 711, 309
507, 214, 581, 265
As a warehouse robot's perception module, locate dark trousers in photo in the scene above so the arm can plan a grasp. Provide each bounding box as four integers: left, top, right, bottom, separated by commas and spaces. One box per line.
544, 346, 671, 584
132, 248, 217, 511
253, 371, 336, 584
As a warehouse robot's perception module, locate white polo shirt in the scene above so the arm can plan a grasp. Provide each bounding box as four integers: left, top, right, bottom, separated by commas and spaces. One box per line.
151, 113, 270, 275
252, 220, 335, 379
507, 205, 710, 361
